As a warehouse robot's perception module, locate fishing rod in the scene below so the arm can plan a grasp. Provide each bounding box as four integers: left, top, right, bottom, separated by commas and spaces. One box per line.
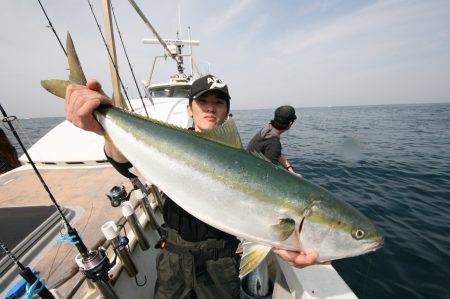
110, 1, 149, 117
0, 104, 88, 257
86, 0, 134, 112
0, 104, 119, 299
36, 0, 67, 57
0, 242, 54, 299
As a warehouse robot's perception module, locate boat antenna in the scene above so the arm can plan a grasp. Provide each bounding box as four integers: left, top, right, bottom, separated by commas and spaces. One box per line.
86, 0, 135, 112
0, 104, 89, 259
177, 3, 181, 40
110, 1, 149, 117
0, 241, 54, 299
36, 0, 67, 57
187, 26, 194, 77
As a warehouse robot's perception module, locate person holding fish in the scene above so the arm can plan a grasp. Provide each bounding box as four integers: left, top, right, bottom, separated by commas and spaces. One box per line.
65, 75, 320, 298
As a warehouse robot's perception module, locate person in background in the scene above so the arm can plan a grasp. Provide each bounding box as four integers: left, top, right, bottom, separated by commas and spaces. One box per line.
246, 105, 324, 266
0, 127, 20, 174
246, 105, 302, 177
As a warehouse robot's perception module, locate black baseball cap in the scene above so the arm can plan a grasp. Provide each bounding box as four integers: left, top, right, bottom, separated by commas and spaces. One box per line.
189, 75, 231, 109
272, 105, 297, 129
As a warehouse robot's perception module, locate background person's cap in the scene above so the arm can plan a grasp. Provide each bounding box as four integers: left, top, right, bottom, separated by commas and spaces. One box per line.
272, 106, 297, 129
189, 75, 231, 100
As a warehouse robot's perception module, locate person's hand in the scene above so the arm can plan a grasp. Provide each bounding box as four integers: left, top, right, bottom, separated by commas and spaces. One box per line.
294, 172, 303, 178
65, 79, 112, 135
273, 249, 330, 268
288, 168, 303, 178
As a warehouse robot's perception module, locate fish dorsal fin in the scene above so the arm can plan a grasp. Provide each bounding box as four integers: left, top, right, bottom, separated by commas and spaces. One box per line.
66, 32, 87, 85
197, 119, 243, 149
239, 241, 272, 278
251, 151, 272, 163
109, 108, 243, 148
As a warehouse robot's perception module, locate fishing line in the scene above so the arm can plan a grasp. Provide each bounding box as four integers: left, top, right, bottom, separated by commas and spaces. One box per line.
86, 0, 135, 112
361, 255, 374, 298
36, 0, 67, 57
47, 200, 95, 281
110, 1, 149, 117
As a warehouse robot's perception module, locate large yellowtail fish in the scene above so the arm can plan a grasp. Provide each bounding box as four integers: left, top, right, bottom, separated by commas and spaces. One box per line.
42, 33, 384, 277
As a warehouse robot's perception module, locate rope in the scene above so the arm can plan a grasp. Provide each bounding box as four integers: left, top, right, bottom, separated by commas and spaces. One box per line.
86, 0, 134, 112
25, 275, 46, 299
110, 1, 149, 117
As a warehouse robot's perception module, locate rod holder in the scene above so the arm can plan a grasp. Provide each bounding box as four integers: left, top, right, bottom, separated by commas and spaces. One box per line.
150, 184, 164, 210
132, 179, 159, 231
101, 221, 138, 277
121, 202, 150, 251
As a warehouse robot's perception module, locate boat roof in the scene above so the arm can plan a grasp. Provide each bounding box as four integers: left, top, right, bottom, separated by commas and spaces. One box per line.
148, 81, 191, 88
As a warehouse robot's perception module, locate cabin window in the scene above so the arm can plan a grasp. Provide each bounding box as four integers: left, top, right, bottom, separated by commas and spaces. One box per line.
172, 86, 190, 98
149, 87, 171, 98
147, 85, 191, 98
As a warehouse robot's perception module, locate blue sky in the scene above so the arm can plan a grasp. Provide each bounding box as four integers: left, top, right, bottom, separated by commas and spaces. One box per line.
1, 0, 449, 117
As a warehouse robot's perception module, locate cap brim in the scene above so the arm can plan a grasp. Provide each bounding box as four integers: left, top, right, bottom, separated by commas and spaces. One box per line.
193, 88, 230, 100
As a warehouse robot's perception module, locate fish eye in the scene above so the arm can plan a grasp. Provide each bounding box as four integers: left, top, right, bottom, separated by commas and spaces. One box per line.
352, 228, 365, 240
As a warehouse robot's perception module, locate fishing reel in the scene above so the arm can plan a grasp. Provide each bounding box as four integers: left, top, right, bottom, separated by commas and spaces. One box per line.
75, 248, 114, 283
106, 185, 132, 207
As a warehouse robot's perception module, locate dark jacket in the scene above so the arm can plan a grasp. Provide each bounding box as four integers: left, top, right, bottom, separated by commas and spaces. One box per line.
246, 123, 282, 165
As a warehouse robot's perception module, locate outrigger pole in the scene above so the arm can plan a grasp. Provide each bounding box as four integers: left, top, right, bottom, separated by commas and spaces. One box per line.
126, 0, 176, 61
99, 0, 126, 109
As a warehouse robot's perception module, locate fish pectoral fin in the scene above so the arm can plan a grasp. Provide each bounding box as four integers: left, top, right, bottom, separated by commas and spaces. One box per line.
271, 218, 296, 241
41, 80, 71, 99
197, 119, 243, 149
239, 242, 272, 278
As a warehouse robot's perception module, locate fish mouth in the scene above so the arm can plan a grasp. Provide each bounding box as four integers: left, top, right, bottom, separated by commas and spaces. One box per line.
367, 237, 384, 252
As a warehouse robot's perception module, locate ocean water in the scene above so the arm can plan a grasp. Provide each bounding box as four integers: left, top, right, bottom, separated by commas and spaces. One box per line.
3, 103, 450, 299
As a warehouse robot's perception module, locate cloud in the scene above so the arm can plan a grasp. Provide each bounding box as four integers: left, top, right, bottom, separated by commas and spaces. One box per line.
276, 0, 450, 56
203, 0, 256, 36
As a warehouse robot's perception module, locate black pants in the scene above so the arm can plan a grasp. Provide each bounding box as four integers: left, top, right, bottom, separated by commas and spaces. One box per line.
153, 228, 240, 299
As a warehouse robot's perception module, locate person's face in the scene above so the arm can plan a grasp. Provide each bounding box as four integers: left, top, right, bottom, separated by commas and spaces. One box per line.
187, 92, 228, 132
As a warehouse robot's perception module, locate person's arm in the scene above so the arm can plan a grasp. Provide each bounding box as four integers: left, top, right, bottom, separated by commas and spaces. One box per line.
65, 79, 128, 163
279, 154, 302, 178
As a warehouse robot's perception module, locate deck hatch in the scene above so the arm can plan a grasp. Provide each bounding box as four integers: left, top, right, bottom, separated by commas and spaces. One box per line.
0, 206, 56, 261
